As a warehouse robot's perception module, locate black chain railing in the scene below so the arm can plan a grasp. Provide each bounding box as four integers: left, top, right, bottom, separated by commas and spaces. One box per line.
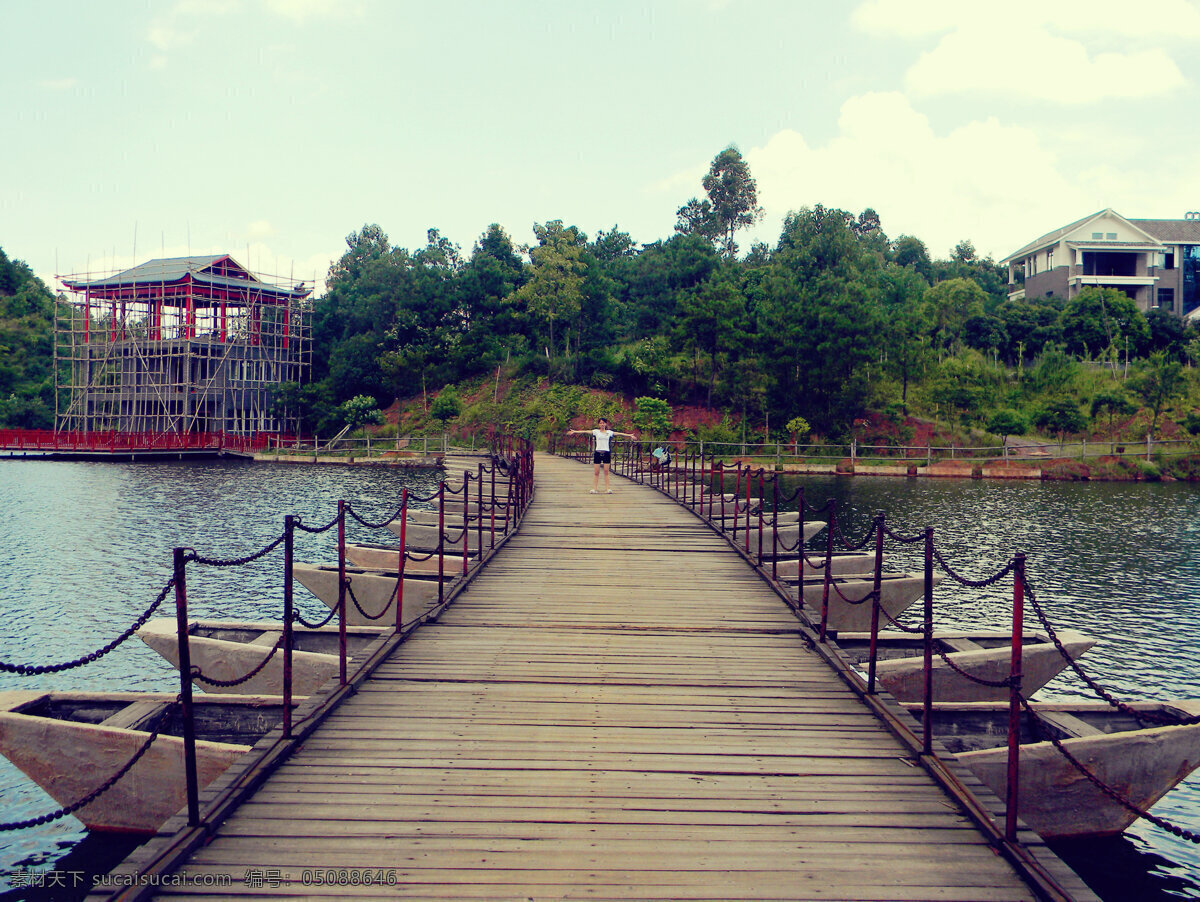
192, 635, 285, 688
0, 577, 175, 675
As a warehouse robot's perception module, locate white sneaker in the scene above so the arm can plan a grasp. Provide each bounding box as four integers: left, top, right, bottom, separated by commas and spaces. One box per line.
589, 489, 599, 494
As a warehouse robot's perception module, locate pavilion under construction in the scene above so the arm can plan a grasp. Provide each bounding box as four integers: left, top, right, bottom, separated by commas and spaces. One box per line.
55, 255, 313, 441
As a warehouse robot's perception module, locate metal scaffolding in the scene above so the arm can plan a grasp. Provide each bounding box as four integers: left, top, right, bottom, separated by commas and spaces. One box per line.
56, 255, 312, 437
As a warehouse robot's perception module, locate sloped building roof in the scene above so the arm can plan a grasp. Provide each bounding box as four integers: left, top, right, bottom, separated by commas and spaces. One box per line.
61, 254, 310, 304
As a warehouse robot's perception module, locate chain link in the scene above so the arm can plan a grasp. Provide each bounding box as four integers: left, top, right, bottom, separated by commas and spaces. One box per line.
346, 580, 395, 622
294, 602, 339, 629
192, 635, 285, 687
295, 513, 340, 534
931, 545, 1015, 588
190, 532, 286, 567
1022, 575, 1200, 727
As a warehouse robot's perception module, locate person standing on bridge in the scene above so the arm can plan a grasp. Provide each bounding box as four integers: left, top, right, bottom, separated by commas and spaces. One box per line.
566, 417, 636, 494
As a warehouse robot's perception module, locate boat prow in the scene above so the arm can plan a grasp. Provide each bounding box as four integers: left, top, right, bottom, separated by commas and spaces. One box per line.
831, 629, 1096, 702
292, 563, 452, 627
137, 619, 389, 696
911, 699, 1200, 839
0, 691, 291, 834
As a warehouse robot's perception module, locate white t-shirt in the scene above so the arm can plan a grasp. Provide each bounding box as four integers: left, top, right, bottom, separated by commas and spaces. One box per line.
592, 428, 615, 452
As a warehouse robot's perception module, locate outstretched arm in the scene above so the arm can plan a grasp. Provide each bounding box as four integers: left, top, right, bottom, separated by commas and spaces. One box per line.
615, 431, 637, 439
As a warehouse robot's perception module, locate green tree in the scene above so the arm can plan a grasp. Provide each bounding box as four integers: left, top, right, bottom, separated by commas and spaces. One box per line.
429, 389, 463, 427
510, 221, 586, 362
986, 409, 1027, 441
337, 394, 385, 431
923, 277, 987, 352
1061, 287, 1150, 363
1034, 398, 1087, 440
677, 146, 763, 259
675, 269, 747, 408
1130, 351, 1188, 439
632, 396, 673, 440
1090, 391, 1137, 450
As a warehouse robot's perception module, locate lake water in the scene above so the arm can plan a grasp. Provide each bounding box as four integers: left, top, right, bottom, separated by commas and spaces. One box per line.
1, 460, 1199, 899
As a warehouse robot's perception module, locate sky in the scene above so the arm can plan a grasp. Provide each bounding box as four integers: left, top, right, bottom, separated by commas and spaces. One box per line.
5, 0, 1200, 294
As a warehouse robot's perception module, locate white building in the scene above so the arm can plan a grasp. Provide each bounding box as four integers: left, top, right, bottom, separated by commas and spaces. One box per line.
1001, 209, 1200, 320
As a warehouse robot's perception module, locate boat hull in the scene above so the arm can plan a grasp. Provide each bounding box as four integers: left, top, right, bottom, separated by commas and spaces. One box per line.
383, 521, 492, 553
832, 630, 1096, 703
773, 553, 877, 579
915, 701, 1200, 839
137, 619, 388, 696
0, 691, 288, 834
797, 572, 935, 632
292, 564, 448, 627
721, 521, 826, 550
344, 543, 473, 573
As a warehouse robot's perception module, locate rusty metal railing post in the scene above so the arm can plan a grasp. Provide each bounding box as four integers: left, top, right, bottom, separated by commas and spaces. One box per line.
866, 512, 885, 695
462, 470, 471, 577
489, 461, 497, 549
477, 462, 485, 561
396, 489, 408, 631
282, 515, 295, 738
337, 500, 347, 686
437, 482, 446, 605
173, 547, 200, 827
757, 471, 765, 565
922, 526, 935, 756
1005, 552, 1026, 842
743, 466, 753, 553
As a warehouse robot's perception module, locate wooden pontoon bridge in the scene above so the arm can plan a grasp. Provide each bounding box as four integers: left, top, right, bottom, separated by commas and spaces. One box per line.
91, 453, 1095, 901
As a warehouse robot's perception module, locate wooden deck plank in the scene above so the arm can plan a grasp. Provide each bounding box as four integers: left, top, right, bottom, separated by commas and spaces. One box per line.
143, 454, 1072, 901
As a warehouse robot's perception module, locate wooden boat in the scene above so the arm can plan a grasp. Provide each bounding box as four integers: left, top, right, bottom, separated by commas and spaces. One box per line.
0, 690, 291, 834
830, 629, 1096, 703
292, 563, 452, 627
137, 619, 389, 696
383, 520, 495, 554
791, 572, 938, 632
344, 542, 474, 573
909, 700, 1200, 839
721, 521, 827, 549
405, 508, 512, 532
773, 552, 877, 579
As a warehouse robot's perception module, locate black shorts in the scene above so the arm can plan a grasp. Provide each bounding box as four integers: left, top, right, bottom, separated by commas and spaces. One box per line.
593, 450, 612, 465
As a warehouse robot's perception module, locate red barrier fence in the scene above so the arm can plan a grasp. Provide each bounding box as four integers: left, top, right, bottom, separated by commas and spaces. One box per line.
0, 429, 295, 454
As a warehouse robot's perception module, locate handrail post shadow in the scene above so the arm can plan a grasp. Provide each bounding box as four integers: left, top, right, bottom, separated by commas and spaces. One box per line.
282, 515, 295, 738
866, 512, 884, 694
337, 500, 347, 686
172, 547, 200, 827
1005, 552, 1026, 842
922, 526, 935, 756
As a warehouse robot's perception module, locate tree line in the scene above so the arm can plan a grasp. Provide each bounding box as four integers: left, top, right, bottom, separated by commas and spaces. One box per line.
3, 145, 1199, 446
305, 146, 1200, 445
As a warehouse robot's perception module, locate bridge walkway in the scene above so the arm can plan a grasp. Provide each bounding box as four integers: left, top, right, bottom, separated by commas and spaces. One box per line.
151, 452, 1078, 900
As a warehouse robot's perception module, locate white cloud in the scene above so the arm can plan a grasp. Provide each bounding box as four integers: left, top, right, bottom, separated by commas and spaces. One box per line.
247, 220, 276, 239
262, 0, 360, 23
906, 24, 1185, 102
853, 0, 1194, 102
741, 92, 1095, 259
853, 0, 1200, 39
